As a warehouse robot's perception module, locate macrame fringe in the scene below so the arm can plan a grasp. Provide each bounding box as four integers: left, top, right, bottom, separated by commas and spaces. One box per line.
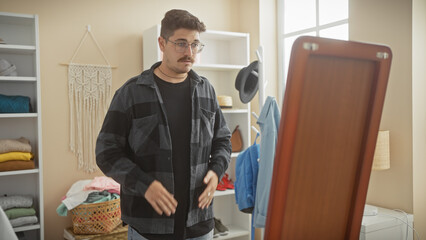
68, 63, 112, 173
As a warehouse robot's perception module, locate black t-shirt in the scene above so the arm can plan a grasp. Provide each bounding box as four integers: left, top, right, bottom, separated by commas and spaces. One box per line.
139, 73, 213, 240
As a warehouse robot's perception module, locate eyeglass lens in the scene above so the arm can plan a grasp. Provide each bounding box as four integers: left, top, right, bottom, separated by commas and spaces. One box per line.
171, 40, 204, 53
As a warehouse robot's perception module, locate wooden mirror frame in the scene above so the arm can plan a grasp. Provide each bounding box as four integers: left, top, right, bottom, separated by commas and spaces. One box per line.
264, 36, 392, 240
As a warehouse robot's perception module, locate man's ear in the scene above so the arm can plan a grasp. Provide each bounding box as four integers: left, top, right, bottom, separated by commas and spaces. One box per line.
158, 36, 166, 52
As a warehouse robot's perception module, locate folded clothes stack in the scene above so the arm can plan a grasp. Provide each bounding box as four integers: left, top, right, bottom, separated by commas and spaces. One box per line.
0, 137, 34, 172
0, 94, 31, 113
0, 195, 38, 228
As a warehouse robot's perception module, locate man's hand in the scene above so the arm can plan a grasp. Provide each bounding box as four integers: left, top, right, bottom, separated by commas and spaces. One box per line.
198, 170, 218, 209
144, 180, 178, 216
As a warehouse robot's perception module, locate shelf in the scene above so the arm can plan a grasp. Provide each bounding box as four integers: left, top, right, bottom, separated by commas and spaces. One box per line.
0, 12, 35, 23
214, 189, 235, 197
202, 30, 249, 39
0, 76, 37, 82
222, 109, 248, 114
216, 225, 250, 239
1, 11, 43, 240
193, 63, 246, 71
0, 169, 39, 177
0, 113, 37, 118
0, 44, 36, 54
14, 223, 41, 232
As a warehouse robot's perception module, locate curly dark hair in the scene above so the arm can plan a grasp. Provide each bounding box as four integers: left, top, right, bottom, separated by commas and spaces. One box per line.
160, 9, 206, 40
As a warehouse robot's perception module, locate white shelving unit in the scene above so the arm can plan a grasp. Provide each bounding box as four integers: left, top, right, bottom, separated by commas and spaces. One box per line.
0, 12, 44, 239
143, 25, 251, 240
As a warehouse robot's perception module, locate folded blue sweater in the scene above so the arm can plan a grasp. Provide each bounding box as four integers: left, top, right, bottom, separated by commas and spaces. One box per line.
0, 94, 31, 113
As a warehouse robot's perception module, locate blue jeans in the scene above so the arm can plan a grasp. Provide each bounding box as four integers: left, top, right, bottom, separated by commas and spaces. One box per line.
128, 226, 214, 240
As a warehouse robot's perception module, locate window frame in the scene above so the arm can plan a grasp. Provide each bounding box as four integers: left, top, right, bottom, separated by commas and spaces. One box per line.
277, 0, 349, 104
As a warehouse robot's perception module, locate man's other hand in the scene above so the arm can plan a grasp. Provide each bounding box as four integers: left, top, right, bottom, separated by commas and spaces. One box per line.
198, 170, 218, 209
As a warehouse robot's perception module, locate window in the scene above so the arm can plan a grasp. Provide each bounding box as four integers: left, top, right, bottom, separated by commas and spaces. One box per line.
278, 0, 349, 102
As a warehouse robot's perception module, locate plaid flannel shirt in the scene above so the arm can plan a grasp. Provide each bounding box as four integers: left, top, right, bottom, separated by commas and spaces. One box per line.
96, 62, 231, 234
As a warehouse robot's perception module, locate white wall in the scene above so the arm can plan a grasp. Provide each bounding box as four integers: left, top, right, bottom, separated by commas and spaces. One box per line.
412, 0, 426, 237
350, 0, 413, 213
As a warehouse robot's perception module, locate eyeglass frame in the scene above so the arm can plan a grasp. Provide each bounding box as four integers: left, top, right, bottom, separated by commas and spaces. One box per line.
166, 38, 205, 53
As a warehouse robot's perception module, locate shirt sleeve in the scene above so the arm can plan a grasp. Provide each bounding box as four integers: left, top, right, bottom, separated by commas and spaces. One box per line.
95, 89, 155, 197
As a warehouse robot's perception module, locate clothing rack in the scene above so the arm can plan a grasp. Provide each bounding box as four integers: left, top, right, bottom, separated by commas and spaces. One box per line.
256, 45, 266, 110
254, 45, 267, 240
251, 45, 266, 135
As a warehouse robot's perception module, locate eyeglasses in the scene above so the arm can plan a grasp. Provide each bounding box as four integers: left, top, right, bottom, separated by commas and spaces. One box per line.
167, 39, 205, 53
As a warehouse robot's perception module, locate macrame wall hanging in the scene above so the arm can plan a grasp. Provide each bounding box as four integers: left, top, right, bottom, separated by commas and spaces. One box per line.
66, 25, 114, 173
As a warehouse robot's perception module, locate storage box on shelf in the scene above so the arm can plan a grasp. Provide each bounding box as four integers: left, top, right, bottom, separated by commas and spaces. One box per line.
143, 25, 251, 240
0, 12, 43, 240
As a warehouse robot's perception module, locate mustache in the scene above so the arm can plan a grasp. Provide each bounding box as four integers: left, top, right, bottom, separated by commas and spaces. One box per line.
178, 56, 194, 62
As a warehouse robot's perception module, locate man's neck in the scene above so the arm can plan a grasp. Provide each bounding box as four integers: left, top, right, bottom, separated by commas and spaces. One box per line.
155, 65, 188, 83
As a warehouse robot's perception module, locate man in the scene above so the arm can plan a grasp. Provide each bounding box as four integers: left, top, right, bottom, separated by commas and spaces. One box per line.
96, 9, 231, 240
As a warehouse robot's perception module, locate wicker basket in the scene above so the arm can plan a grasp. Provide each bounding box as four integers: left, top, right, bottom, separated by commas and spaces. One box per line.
70, 198, 122, 234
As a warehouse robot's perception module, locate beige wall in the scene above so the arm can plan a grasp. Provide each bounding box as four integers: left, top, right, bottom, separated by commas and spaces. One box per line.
1, 0, 423, 238
413, 0, 426, 237
350, 0, 414, 213
0, 0, 255, 239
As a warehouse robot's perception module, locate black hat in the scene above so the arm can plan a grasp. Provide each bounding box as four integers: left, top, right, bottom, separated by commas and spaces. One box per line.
235, 61, 259, 104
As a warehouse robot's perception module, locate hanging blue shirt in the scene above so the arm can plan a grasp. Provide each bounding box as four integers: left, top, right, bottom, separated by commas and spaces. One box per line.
253, 96, 280, 228
234, 133, 260, 213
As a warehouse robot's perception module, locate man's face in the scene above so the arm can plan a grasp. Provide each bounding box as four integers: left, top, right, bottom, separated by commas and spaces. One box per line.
159, 28, 201, 74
